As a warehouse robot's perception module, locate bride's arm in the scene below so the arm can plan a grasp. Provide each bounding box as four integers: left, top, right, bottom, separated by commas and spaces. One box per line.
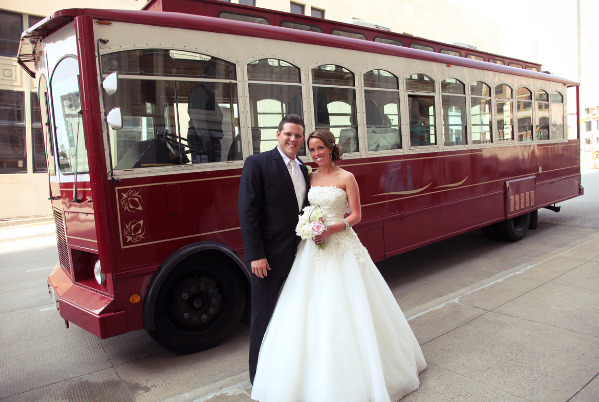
344, 173, 361, 228
315, 172, 361, 244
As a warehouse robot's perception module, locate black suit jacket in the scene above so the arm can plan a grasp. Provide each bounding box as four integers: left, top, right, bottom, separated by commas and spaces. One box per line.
238, 147, 310, 278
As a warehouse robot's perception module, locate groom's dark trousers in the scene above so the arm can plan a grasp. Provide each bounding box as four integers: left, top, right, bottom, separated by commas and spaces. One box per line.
238, 147, 309, 384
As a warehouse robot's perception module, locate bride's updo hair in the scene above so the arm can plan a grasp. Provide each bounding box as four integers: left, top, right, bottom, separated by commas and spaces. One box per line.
308, 129, 343, 161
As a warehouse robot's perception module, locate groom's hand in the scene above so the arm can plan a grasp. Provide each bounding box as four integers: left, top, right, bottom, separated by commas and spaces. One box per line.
251, 258, 271, 278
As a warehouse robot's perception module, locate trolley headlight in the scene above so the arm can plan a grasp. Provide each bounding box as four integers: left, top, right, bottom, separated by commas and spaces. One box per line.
94, 260, 106, 286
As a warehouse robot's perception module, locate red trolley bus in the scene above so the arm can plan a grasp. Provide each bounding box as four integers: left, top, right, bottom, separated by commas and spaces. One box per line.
17, 2, 581, 353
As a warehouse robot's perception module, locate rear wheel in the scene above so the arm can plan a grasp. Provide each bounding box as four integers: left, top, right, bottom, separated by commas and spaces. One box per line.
497, 213, 531, 242
148, 253, 245, 354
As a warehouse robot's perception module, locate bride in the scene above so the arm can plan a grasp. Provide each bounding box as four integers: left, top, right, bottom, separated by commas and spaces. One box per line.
251, 129, 426, 402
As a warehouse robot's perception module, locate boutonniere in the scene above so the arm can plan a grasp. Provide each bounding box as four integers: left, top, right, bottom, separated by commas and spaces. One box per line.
307, 166, 312, 176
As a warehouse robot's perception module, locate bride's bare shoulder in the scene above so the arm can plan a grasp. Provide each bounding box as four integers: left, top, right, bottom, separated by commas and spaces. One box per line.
336, 168, 356, 189
338, 168, 355, 181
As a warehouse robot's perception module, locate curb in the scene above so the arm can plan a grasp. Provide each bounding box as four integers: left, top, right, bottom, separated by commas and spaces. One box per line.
164, 373, 251, 402
403, 232, 599, 321
0, 216, 53, 229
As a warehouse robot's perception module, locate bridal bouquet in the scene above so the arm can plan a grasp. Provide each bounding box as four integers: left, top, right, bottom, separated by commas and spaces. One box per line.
296, 205, 327, 247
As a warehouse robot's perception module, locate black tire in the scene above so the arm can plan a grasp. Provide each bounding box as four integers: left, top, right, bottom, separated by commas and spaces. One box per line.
148, 252, 245, 354
528, 209, 538, 230
497, 213, 531, 242
481, 223, 500, 240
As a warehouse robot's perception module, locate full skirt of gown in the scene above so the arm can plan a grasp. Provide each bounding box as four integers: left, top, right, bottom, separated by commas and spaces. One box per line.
251, 186, 426, 402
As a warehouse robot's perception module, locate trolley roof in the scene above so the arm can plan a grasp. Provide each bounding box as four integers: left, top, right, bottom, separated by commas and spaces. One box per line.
17, 8, 579, 87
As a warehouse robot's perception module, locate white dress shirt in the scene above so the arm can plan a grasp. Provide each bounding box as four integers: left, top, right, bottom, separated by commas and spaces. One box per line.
278, 147, 307, 210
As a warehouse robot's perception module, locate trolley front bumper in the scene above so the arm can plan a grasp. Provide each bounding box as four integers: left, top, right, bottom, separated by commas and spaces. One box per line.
47, 263, 127, 338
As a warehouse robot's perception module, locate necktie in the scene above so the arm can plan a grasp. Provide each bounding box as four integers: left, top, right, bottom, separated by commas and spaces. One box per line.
287, 160, 302, 210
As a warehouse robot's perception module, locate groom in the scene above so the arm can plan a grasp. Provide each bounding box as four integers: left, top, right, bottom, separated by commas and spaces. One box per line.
238, 114, 310, 384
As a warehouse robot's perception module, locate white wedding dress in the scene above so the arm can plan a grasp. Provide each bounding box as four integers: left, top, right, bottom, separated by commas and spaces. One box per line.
251, 186, 426, 402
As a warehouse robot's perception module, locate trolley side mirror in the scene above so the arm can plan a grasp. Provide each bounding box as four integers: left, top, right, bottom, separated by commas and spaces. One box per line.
103, 72, 118, 95
106, 108, 122, 130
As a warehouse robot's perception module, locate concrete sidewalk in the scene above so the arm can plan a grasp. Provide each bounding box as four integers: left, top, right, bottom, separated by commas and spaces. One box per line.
190, 233, 599, 401
0, 217, 54, 242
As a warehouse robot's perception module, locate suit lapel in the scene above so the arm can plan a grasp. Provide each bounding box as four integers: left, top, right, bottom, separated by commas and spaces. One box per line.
298, 160, 310, 209
298, 161, 309, 185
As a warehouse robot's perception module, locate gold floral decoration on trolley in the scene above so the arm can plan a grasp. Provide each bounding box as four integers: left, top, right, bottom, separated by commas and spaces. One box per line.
434, 176, 469, 189
120, 190, 143, 212
374, 183, 432, 196
373, 176, 469, 197
124, 220, 145, 243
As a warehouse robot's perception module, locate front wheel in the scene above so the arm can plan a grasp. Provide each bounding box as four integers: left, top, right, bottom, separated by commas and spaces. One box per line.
497, 213, 531, 242
148, 253, 246, 354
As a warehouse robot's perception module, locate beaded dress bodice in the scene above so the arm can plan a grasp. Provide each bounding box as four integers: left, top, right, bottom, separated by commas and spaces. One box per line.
308, 186, 348, 225
302, 186, 367, 271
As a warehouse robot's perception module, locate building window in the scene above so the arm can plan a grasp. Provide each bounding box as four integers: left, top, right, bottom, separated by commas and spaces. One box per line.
290, 2, 305, 15
585, 121, 592, 132
239, 0, 255, 6
311, 7, 325, 18
0, 11, 23, 57
0, 90, 26, 172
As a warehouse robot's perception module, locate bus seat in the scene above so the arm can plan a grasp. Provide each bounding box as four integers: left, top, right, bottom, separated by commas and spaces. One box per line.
226, 128, 261, 160
339, 128, 357, 152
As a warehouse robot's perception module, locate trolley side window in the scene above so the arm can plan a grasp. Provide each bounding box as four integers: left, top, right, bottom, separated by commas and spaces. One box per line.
471, 81, 492, 144
247, 58, 304, 155
363, 69, 401, 152
496, 84, 514, 142
406, 73, 436, 147
51, 56, 89, 174
517, 87, 533, 142
551, 92, 564, 140
312, 64, 358, 153
441, 78, 467, 146
101, 49, 241, 169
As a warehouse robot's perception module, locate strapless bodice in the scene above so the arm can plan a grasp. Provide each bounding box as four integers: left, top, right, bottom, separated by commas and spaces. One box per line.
308, 186, 348, 225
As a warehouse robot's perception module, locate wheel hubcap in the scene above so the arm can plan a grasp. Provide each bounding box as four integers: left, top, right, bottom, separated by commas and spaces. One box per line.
169, 275, 222, 329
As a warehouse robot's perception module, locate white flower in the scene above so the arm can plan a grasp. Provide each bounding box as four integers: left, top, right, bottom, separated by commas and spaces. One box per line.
295, 205, 327, 247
